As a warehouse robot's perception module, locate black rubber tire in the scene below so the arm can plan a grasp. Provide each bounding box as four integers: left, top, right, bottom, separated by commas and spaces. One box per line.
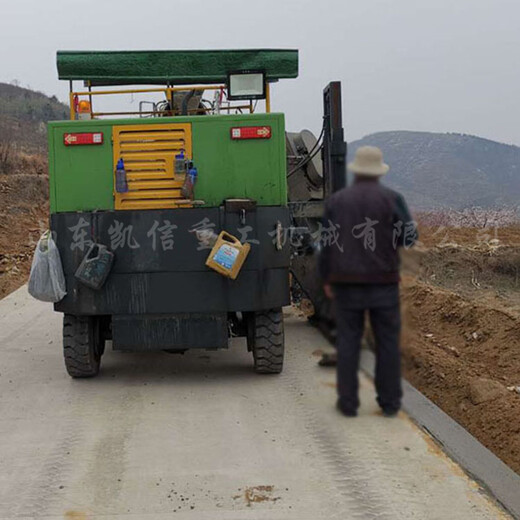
251, 308, 284, 374
63, 314, 102, 378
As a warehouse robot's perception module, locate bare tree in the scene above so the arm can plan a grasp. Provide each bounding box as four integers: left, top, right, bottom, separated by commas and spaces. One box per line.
0, 130, 14, 174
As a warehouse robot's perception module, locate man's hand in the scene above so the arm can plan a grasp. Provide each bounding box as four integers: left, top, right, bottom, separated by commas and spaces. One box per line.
323, 284, 335, 300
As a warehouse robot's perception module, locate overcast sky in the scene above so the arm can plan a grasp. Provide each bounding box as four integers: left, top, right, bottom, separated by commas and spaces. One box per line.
1, 0, 519, 145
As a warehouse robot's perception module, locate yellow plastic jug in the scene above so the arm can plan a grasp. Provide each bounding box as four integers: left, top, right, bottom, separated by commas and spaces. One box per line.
205, 231, 251, 280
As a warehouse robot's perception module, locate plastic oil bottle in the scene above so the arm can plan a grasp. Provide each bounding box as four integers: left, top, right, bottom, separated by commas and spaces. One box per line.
181, 165, 198, 199
205, 231, 251, 280
115, 158, 128, 193
175, 149, 186, 175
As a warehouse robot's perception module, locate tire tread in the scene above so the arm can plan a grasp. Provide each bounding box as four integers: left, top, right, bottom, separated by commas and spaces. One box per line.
252, 308, 284, 374
63, 314, 101, 378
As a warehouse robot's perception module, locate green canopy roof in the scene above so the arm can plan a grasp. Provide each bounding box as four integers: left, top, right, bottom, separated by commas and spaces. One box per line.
57, 49, 298, 86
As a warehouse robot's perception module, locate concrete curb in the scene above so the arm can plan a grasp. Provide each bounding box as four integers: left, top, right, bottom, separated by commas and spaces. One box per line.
360, 349, 520, 520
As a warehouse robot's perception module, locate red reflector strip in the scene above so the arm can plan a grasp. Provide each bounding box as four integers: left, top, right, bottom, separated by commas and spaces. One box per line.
63, 132, 104, 146
230, 126, 272, 140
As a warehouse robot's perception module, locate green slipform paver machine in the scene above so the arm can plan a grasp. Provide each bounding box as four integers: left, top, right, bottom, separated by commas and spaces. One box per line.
48, 49, 346, 377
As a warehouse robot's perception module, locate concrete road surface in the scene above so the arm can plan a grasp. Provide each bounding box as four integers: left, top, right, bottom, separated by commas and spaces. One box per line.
0, 288, 510, 520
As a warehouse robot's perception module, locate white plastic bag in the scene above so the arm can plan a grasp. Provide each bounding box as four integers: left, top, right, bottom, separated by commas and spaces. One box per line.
28, 231, 67, 302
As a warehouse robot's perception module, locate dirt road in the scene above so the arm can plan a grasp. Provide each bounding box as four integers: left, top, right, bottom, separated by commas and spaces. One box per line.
0, 288, 510, 520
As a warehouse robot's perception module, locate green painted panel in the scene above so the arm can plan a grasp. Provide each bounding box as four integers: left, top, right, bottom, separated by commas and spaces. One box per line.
48, 114, 286, 213
47, 128, 56, 212
192, 114, 286, 206
49, 123, 114, 212
57, 49, 298, 85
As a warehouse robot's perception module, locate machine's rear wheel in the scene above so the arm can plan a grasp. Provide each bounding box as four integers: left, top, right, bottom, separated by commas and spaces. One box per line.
63, 314, 103, 378
249, 308, 284, 374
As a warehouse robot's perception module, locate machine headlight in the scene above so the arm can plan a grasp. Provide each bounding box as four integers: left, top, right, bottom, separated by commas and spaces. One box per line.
227, 71, 266, 100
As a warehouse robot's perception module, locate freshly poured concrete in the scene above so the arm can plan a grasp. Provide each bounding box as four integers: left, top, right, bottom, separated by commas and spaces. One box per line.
0, 288, 510, 519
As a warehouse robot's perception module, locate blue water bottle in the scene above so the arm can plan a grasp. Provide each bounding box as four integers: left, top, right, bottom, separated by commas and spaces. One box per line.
189, 166, 198, 186
181, 166, 198, 199
175, 149, 186, 175
115, 158, 128, 193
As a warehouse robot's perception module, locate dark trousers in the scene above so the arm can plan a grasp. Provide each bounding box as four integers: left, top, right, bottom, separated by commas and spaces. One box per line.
334, 283, 402, 413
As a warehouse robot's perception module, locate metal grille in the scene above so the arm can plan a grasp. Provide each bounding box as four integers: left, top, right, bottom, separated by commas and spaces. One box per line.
113, 123, 192, 210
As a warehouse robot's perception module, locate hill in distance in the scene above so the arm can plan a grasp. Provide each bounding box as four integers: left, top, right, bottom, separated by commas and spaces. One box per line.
348, 131, 520, 210
0, 82, 68, 153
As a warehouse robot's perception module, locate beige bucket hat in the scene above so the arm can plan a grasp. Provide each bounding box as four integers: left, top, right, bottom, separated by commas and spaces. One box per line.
348, 146, 389, 176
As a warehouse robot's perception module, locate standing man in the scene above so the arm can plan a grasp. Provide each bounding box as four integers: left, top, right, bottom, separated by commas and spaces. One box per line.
319, 146, 417, 417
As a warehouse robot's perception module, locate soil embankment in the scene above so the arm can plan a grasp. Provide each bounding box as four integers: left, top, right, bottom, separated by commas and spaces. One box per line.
401, 228, 520, 474
0, 155, 48, 298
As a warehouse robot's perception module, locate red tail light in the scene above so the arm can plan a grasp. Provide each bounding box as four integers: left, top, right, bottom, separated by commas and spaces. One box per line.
63, 132, 104, 146
230, 126, 272, 140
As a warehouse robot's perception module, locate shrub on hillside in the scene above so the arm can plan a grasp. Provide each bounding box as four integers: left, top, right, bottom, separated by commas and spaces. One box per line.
0, 142, 47, 176
417, 207, 519, 229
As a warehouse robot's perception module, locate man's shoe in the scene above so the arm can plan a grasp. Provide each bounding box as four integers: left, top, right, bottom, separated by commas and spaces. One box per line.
336, 400, 357, 417
382, 407, 399, 418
